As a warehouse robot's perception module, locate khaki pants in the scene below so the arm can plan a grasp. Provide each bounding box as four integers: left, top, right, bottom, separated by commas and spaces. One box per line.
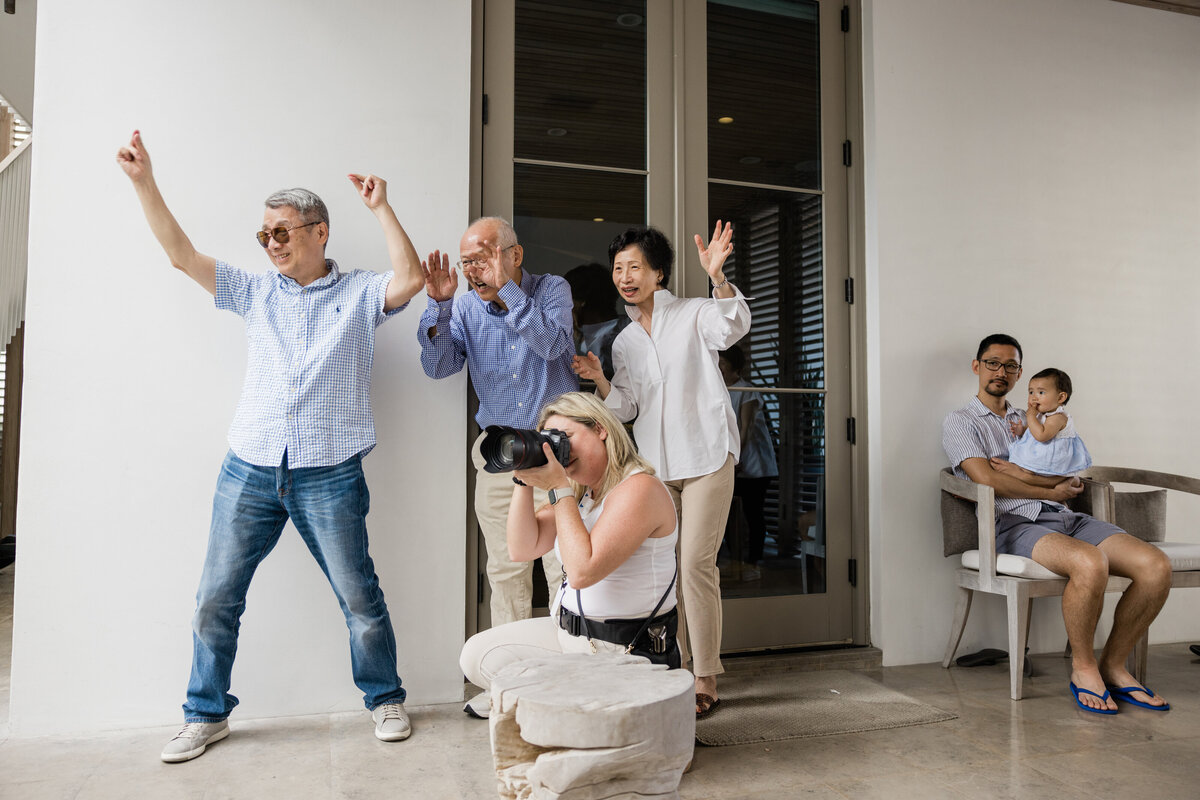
664, 454, 735, 678
472, 433, 564, 627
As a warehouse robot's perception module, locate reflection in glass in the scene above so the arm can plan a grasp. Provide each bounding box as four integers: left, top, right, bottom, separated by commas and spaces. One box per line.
711, 185, 825, 599
707, 0, 821, 190
564, 263, 630, 379
515, 0, 647, 170
513, 163, 646, 277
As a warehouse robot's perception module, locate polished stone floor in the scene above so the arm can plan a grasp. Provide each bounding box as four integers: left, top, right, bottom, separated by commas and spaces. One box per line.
2, 562, 1198, 799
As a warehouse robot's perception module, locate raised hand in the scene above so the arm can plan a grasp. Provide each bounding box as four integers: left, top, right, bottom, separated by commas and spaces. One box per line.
513, 443, 571, 491
572, 351, 604, 382
472, 241, 511, 290
116, 130, 152, 184
422, 250, 458, 302
694, 220, 734, 283
348, 173, 389, 210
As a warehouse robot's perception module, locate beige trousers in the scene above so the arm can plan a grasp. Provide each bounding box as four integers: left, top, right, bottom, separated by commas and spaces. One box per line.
472, 433, 564, 627
664, 454, 735, 678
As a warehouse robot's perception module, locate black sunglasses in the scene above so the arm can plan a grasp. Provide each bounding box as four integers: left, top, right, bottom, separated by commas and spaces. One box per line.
256, 220, 320, 248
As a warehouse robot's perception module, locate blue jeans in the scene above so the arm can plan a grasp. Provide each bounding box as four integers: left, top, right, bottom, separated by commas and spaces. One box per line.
183, 450, 405, 722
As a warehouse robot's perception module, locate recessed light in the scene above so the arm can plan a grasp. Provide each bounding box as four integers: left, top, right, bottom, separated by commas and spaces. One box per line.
593, 217, 605, 222
739, 156, 762, 165
616, 13, 643, 27
718, 116, 734, 124
546, 128, 568, 137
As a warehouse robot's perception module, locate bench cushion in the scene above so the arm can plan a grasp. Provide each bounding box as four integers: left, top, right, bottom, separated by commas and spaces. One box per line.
1155, 541, 1200, 571
961, 550, 1061, 579
962, 541, 1200, 578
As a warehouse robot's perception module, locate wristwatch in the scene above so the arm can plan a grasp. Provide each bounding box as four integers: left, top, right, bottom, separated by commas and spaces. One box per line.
548, 486, 575, 506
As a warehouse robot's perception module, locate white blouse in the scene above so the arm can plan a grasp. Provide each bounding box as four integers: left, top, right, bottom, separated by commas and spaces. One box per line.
604, 287, 752, 481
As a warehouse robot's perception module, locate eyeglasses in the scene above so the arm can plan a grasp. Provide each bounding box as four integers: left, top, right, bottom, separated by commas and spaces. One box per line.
256, 220, 320, 248
456, 245, 516, 271
979, 358, 1021, 375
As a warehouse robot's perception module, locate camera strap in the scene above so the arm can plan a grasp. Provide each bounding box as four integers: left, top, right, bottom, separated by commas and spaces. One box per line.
574, 561, 678, 656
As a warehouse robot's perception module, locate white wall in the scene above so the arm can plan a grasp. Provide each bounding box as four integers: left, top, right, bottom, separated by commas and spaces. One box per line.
10, 0, 471, 736
0, 0, 36, 121
863, 0, 1200, 666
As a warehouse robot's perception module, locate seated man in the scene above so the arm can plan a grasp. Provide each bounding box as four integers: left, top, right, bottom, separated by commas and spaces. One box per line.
943, 333, 1172, 713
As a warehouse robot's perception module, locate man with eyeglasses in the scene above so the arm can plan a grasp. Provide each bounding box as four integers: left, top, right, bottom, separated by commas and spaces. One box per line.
943, 333, 1172, 714
417, 217, 576, 715
117, 130, 425, 760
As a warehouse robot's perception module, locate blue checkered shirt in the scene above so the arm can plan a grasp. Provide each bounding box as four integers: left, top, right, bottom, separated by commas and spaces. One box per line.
417, 270, 578, 428
215, 259, 405, 468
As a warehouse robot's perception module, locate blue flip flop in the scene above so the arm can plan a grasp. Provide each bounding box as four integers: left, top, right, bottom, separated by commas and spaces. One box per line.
1069, 682, 1117, 714
1106, 684, 1170, 711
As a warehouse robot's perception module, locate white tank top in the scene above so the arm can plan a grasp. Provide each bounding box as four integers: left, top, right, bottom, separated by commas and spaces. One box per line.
555, 471, 678, 620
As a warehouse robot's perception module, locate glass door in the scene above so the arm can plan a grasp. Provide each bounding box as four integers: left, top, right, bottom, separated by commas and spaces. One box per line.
481, 0, 854, 648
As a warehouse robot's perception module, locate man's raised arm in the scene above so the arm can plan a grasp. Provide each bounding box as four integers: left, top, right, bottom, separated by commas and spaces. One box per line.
117, 131, 217, 295
348, 173, 424, 312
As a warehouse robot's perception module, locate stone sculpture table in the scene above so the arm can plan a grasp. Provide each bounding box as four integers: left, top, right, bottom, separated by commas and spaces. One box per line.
489, 653, 695, 800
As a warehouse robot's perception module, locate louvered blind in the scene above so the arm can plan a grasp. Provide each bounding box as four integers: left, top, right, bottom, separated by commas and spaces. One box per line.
723, 192, 825, 535
0, 94, 31, 155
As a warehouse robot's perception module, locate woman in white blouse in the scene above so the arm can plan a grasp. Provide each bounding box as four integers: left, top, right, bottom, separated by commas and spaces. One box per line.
573, 223, 751, 717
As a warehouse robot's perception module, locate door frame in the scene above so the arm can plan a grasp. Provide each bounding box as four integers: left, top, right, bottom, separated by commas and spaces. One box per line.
467, 0, 870, 649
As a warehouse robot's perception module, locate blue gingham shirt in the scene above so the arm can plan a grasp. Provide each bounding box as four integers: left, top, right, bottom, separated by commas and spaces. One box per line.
215, 259, 405, 468
942, 396, 1063, 521
417, 270, 577, 428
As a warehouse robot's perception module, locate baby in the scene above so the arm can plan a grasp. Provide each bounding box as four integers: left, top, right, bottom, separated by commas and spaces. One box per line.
1007, 367, 1092, 476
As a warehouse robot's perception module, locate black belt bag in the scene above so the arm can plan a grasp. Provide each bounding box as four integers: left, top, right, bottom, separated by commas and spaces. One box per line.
557, 564, 681, 669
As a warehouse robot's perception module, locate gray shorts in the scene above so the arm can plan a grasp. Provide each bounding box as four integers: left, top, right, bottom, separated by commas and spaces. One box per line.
995, 504, 1124, 558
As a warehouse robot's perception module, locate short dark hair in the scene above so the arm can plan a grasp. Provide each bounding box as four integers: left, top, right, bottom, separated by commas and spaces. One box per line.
608, 227, 674, 286
1030, 367, 1073, 403
976, 333, 1023, 363
720, 343, 745, 372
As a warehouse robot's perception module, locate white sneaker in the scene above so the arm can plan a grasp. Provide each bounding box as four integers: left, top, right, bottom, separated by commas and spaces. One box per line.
463, 691, 490, 719
371, 702, 411, 741
160, 720, 229, 763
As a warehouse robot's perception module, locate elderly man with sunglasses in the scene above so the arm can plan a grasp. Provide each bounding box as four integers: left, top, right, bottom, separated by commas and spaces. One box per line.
417, 218, 577, 715
943, 333, 1173, 715
117, 131, 425, 761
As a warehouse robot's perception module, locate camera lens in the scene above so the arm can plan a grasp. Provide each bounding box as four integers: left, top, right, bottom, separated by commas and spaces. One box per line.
480, 426, 571, 474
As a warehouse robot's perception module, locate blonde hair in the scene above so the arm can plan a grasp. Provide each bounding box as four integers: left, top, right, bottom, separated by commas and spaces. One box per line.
537, 392, 654, 502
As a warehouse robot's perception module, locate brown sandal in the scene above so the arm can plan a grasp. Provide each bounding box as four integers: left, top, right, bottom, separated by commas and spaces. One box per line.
695, 693, 721, 718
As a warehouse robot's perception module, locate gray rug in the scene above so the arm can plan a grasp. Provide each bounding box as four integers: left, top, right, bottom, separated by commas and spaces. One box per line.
695, 669, 957, 746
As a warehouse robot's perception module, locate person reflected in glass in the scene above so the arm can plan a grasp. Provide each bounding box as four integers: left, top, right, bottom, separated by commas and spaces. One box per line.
573, 223, 751, 718
719, 345, 778, 581
564, 262, 628, 380
458, 393, 681, 712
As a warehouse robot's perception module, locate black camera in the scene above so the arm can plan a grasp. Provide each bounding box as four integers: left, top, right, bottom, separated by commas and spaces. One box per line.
480, 426, 571, 473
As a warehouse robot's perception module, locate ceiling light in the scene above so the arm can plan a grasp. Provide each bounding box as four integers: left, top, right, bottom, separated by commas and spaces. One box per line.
546, 128, 568, 137
593, 217, 605, 222
718, 116, 734, 124
616, 13, 643, 27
